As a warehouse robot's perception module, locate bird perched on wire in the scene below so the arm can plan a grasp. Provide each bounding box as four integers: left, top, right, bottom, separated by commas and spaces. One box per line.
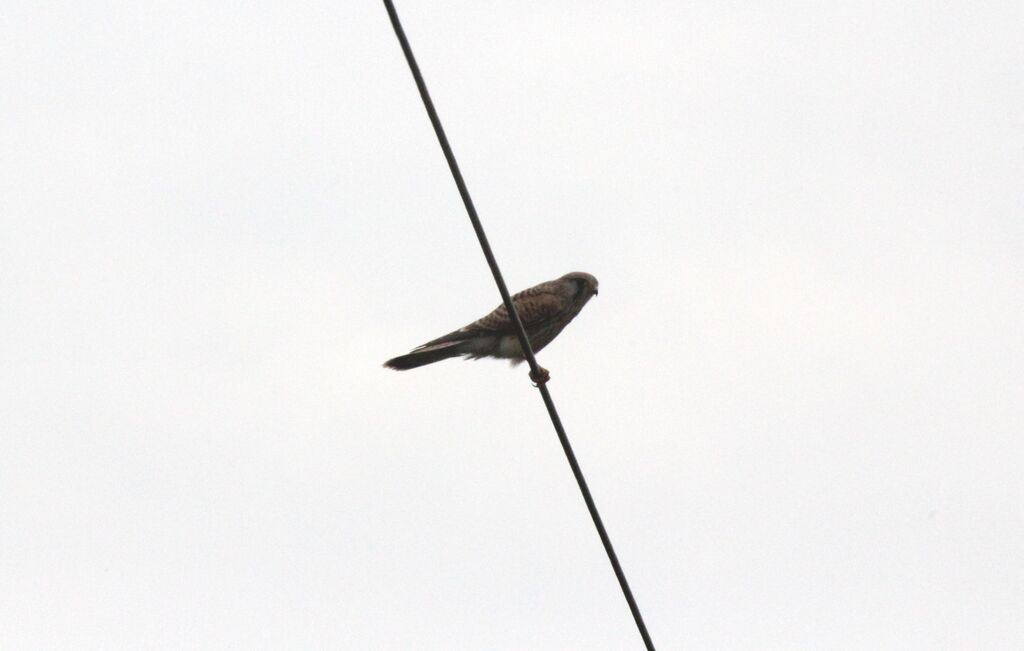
384, 272, 599, 384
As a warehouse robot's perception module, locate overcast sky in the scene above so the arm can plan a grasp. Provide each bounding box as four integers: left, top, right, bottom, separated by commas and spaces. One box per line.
2, 1, 1022, 649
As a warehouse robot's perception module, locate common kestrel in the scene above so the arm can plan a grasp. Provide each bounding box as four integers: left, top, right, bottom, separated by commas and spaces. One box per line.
384, 272, 599, 383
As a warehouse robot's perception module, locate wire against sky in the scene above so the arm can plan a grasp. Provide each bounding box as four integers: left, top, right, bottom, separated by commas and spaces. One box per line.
380, 1, 656, 648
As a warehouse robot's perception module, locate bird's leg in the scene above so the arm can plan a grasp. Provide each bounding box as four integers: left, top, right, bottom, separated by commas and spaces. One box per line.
529, 366, 550, 386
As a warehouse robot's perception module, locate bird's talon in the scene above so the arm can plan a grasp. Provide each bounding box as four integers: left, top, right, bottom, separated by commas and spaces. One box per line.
529, 367, 550, 385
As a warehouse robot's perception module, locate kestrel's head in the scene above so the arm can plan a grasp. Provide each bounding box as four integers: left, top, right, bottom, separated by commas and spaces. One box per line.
561, 271, 599, 298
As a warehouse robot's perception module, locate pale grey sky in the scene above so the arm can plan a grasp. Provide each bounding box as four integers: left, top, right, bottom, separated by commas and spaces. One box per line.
2, 1, 1022, 649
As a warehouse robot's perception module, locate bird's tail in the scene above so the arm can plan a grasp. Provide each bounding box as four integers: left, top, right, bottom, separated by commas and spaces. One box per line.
383, 341, 468, 371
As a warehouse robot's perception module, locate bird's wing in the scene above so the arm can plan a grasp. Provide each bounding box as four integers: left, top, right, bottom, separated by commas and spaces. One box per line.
475, 289, 569, 332
415, 285, 568, 349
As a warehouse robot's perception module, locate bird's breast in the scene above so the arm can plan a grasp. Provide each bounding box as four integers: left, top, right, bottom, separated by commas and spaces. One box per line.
495, 335, 523, 359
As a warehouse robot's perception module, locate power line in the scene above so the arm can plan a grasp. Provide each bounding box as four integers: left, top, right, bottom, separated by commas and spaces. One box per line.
381, 2, 656, 648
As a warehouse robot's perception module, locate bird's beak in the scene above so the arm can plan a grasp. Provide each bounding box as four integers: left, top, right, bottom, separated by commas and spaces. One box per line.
593, 288, 599, 296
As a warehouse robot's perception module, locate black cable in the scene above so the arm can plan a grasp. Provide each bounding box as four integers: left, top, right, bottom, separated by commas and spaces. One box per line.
381, 2, 656, 648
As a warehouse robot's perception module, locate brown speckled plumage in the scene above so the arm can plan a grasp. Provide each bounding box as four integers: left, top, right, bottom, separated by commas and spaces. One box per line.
384, 272, 598, 374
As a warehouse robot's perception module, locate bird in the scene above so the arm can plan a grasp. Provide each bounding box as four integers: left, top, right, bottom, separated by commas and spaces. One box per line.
384, 272, 599, 383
